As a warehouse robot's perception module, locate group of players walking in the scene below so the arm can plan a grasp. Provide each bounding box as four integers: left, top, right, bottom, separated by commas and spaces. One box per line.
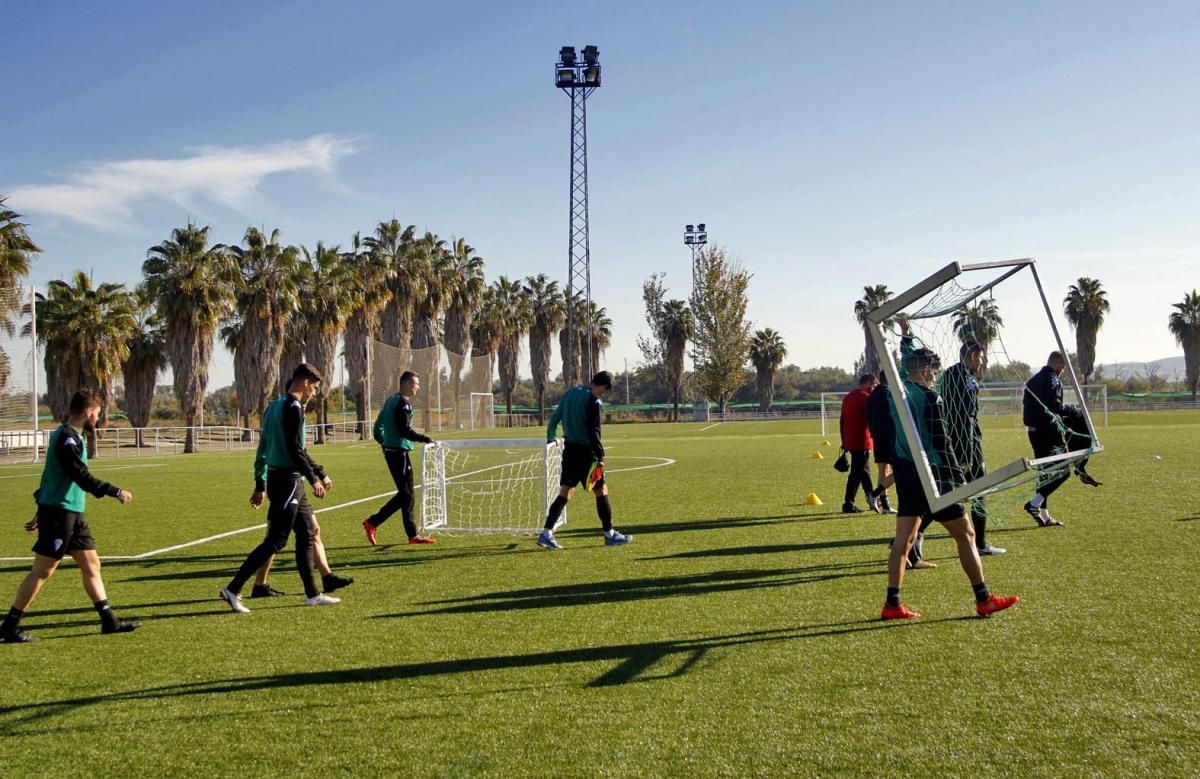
838, 318, 1101, 620
1, 323, 1101, 640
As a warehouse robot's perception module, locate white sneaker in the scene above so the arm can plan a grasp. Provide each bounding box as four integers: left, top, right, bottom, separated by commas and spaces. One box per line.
604, 530, 631, 547
304, 593, 341, 606
220, 587, 251, 614
537, 530, 563, 550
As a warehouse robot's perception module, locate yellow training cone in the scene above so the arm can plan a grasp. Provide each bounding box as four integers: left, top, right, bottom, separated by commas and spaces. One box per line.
822, 439, 832, 446
810, 450, 824, 460
804, 492, 824, 506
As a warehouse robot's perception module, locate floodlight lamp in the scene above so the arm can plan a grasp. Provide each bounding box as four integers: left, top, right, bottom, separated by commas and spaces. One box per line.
582, 45, 599, 65
559, 46, 577, 66
686, 224, 695, 233
584, 65, 601, 86
556, 68, 576, 87
698, 232, 707, 243
698, 223, 706, 231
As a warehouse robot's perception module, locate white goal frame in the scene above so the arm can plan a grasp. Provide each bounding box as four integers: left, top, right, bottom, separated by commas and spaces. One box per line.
865, 258, 1103, 513
421, 438, 561, 534
468, 392, 496, 430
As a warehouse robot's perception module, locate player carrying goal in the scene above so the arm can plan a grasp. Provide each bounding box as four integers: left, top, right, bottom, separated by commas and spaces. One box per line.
537, 371, 631, 550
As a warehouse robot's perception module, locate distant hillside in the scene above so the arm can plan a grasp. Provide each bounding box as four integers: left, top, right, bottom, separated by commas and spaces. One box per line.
1095, 356, 1186, 379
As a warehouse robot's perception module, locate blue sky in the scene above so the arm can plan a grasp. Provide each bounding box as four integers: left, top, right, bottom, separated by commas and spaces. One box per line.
4, 1, 1199, 388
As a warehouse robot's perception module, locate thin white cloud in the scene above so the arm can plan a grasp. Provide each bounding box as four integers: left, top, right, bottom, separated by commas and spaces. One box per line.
9, 134, 358, 229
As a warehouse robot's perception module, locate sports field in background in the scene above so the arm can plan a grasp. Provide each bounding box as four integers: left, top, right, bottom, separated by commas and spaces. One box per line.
1, 413, 1198, 776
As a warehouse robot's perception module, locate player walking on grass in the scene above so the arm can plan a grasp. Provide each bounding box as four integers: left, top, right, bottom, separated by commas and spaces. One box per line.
1, 390, 139, 643
362, 371, 437, 546
220, 364, 340, 613
538, 371, 631, 550
865, 372, 896, 514
881, 322, 1017, 620
839, 374, 877, 513
938, 341, 1006, 556
248, 522, 354, 599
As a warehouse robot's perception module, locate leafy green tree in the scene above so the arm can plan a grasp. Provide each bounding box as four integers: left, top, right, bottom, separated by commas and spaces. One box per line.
749, 328, 788, 410
524, 273, 564, 424
490, 276, 532, 418
690, 246, 753, 413
143, 223, 238, 452
637, 273, 693, 421
585, 300, 612, 378
1063, 277, 1110, 384
300, 242, 354, 441
121, 287, 167, 447
853, 285, 893, 377
343, 231, 392, 434
1168, 289, 1200, 400
445, 238, 486, 427
366, 219, 417, 350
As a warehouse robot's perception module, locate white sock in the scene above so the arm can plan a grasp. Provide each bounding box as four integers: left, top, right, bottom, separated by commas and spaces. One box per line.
605, 529, 617, 537
1030, 494, 1045, 509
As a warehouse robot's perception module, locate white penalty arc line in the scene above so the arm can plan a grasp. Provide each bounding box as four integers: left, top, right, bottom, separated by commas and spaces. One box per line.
698, 422, 722, 432
0, 457, 677, 562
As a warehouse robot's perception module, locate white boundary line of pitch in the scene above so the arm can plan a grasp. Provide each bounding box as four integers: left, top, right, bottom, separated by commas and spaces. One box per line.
0, 456, 675, 562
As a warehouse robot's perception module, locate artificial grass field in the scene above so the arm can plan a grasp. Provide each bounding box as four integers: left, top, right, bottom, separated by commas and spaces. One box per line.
1, 412, 1198, 777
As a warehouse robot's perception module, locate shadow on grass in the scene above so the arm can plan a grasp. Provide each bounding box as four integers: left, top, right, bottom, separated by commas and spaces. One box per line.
0, 617, 969, 730
377, 561, 884, 618
1175, 515, 1199, 522
623, 512, 848, 535
646, 537, 894, 561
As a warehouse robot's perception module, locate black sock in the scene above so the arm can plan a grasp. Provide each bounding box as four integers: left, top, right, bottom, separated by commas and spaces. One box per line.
544, 495, 568, 531
596, 494, 613, 532
886, 587, 901, 608
2, 607, 23, 632
94, 599, 117, 627
972, 582, 990, 604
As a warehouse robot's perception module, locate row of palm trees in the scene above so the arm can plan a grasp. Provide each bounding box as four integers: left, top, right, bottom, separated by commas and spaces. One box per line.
2, 199, 620, 450
851, 276, 1200, 399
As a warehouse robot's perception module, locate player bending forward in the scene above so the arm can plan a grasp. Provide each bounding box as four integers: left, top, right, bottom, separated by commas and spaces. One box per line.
537, 371, 631, 550
881, 330, 1018, 620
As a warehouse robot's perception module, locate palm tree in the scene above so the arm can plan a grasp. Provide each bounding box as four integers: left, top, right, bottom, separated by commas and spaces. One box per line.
366, 219, 417, 350
558, 289, 586, 386
584, 301, 612, 379
749, 328, 788, 411
853, 285, 893, 377
121, 288, 167, 447
1168, 290, 1200, 401
342, 231, 392, 436
1063, 277, 1110, 384
300, 243, 354, 441
660, 300, 694, 422
951, 298, 1003, 376
444, 238, 486, 427
468, 285, 501, 401
490, 276, 532, 420
407, 232, 455, 429
143, 223, 238, 452
224, 226, 303, 432
33, 272, 137, 453
0, 196, 40, 290
524, 274, 564, 424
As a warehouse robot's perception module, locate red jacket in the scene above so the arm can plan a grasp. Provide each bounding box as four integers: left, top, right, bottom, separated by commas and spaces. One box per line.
840, 388, 873, 451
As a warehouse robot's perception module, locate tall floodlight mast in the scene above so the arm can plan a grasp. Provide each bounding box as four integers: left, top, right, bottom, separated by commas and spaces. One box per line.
555, 44, 601, 384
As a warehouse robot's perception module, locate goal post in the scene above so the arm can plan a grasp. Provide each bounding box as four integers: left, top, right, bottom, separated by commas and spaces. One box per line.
421, 438, 562, 534
468, 392, 495, 430
865, 258, 1103, 513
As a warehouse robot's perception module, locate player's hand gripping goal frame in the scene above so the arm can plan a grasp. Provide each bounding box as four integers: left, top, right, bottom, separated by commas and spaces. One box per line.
865, 258, 1103, 514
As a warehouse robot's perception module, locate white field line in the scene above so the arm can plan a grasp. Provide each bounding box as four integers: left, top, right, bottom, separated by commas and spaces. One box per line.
0, 463, 166, 480
698, 422, 722, 432
0, 456, 676, 562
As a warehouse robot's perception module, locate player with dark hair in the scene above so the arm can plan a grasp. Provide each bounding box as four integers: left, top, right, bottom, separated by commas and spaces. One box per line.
537, 371, 631, 550
1022, 352, 1071, 526
1, 390, 139, 643
881, 320, 1017, 620
938, 340, 1005, 555
865, 371, 896, 514
839, 373, 877, 513
220, 364, 339, 613
362, 370, 437, 546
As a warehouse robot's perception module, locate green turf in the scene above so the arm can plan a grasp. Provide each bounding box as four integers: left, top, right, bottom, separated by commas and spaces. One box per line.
1, 413, 1198, 776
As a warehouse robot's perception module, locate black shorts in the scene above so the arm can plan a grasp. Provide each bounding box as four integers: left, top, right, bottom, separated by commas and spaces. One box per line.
873, 439, 893, 466
31, 506, 96, 560
560, 443, 598, 488
892, 458, 965, 523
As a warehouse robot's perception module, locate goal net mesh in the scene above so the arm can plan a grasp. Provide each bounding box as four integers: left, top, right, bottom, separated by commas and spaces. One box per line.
867, 261, 1102, 515
421, 439, 562, 534
370, 340, 495, 434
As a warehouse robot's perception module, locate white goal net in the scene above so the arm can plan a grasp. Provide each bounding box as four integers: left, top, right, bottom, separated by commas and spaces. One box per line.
864, 258, 1103, 513
421, 438, 562, 534
369, 339, 494, 434
0, 286, 41, 463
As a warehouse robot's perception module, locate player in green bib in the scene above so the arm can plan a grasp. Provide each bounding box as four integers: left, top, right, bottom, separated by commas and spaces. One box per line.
537, 371, 631, 550
1, 390, 138, 643
362, 370, 437, 545
219, 364, 339, 613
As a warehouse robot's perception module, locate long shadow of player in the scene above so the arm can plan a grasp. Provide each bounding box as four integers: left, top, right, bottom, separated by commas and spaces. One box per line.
0, 616, 968, 731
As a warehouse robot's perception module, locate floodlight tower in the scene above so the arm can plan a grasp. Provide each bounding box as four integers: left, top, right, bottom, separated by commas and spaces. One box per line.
683, 222, 708, 299
556, 44, 601, 385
